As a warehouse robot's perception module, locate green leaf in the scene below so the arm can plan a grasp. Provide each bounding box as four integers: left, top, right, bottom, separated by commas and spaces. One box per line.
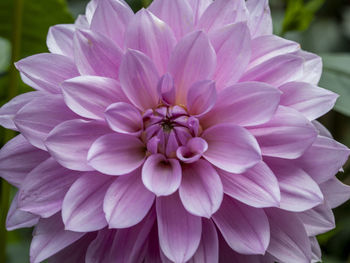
0, 38, 11, 74
319, 54, 350, 117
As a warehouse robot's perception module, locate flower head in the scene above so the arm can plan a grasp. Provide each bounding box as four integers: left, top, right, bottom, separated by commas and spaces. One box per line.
1, 0, 350, 262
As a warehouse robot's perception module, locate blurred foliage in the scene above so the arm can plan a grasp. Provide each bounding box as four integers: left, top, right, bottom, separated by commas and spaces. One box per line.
1, 0, 350, 262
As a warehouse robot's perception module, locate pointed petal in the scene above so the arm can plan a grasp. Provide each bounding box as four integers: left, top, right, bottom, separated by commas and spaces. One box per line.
0, 135, 49, 187
15, 53, 79, 93
17, 158, 80, 218
85, 0, 98, 24
119, 50, 159, 110
149, 0, 194, 39
202, 82, 281, 128
88, 133, 146, 176
142, 154, 182, 196
209, 22, 251, 88
168, 31, 216, 103
310, 237, 322, 263
249, 106, 318, 159
187, 80, 216, 117
179, 160, 223, 218
85, 229, 117, 263
46, 119, 110, 171
296, 50, 322, 85
213, 196, 270, 255
157, 73, 176, 106
218, 161, 280, 208
47, 24, 75, 57
157, 193, 202, 263
14, 94, 78, 150
279, 81, 338, 120
266, 209, 312, 263
246, 0, 272, 37
74, 29, 122, 79
186, 0, 212, 24
104, 169, 155, 228
320, 178, 350, 208
202, 124, 261, 174
62, 173, 112, 232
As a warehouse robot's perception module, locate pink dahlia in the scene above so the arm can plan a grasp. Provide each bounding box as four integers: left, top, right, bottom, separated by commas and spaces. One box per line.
1, 0, 350, 262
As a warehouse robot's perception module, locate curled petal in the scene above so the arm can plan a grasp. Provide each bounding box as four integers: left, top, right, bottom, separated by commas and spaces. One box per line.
176, 137, 208, 163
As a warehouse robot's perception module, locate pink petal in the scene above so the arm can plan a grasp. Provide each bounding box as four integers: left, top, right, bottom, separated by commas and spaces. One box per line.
125, 9, 176, 73
188, 219, 218, 263
186, 0, 212, 24
74, 29, 122, 79
312, 120, 333, 138
187, 80, 216, 117
294, 136, 350, 183
62, 76, 128, 120
0, 91, 44, 130
14, 94, 78, 150
202, 81, 281, 128
157, 193, 202, 263
266, 209, 312, 263
249, 106, 318, 159
240, 54, 304, 87
15, 53, 79, 93
62, 173, 112, 232
310, 237, 322, 263
119, 50, 160, 110
30, 213, 85, 263
218, 161, 280, 208
279, 81, 338, 120
209, 22, 251, 89
320, 178, 350, 209
179, 160, 223, 218
157, 73, 176, 106
176, 137, 208, 163
104, 169, 155, 228
142, 154, 182, 196
88, 133, 146, 176
212, 196, 270, 255
202, 123, 261, 174
105, 102, 143, 135
168, 31, 216, 103
85, 229, 117, 263
198, 0, 248, 32
85, 0, 98, 24
6, 194, 39, 231
47, 24, 75, 57
90, 0, 133, 48
17, 158, 80, 218
246, 0, 272, 37
46, 119, 110, 171
0, 135, 49, 187
296, 50, 322, 85
149, 0, 194, 40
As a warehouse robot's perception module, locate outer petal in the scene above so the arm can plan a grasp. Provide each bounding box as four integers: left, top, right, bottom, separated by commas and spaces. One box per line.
30, 214, 85, 263
87, 133, 146, 176
104, 169, 155, 228
0, 135, 49, 187
17, 158, 80, 218
119, 50, 159, 110
186, 0, 212, 24
15, 53, 79, 93
320, 178, 350, 208
279, 81, 338, 120
125, 9, 176, 73
310, 237, 322, 263
0, 91, 43, 130
179, 160, 223, 218
209, 22, 251, 89
47, 24, 75, 57
142, 154, 182, 196
198, 0, 248, 32
246, 0, 272, 37
266, 209, 312, 263
74, 29, 122, 79
168, 31, 216, 103
202, 124, 261, 174
187, 80, 216, 117
296, 50, 322, 85
212, 196, 270, 255
46, 119, 111, 171
294, 136, 350, 183
62, 173, 112, 232
14, 94, 78, 150
240, 54, 304, 87
85, 229, 117, 263
156, 193, 202, 263
188, 219, 219, 263
149, 0, 194, 40
90, 0, 133, 48
249, 106, 318, 159
218, 161, 280, 208
202, 82, 281, 128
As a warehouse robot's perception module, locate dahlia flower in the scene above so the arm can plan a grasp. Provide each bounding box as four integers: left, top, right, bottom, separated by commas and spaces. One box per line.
1, 0, 350, 262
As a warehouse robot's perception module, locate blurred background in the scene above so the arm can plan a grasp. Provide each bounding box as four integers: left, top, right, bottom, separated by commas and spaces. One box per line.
0, 0, 350, 262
